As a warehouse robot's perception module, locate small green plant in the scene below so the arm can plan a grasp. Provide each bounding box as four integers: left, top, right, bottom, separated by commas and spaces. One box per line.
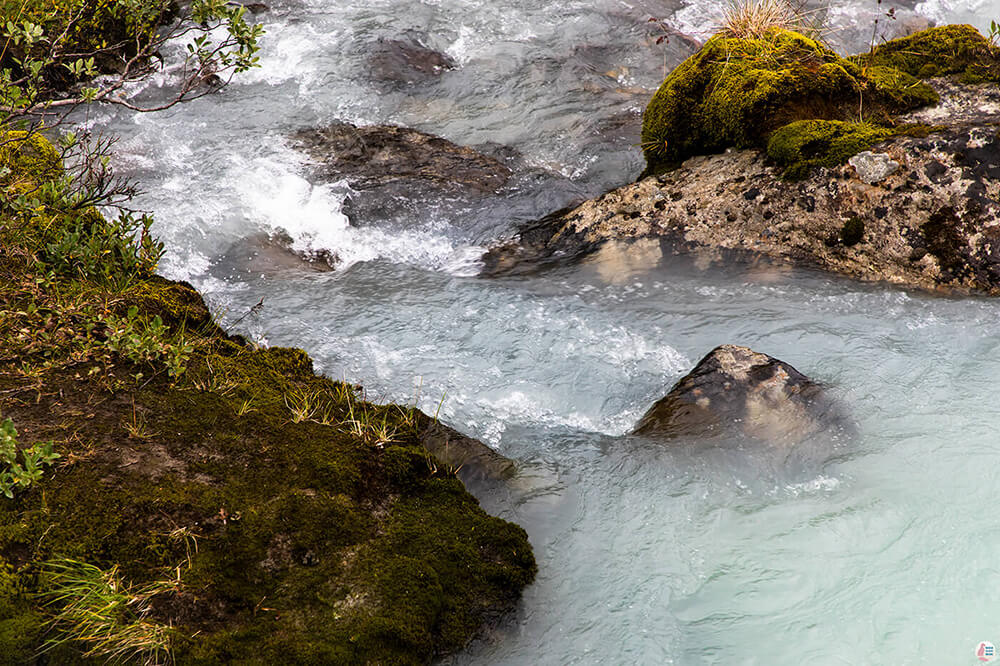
41, 211, 165, 291
283, 386, 323, 423
39, 558, 176, 665
122, 400, 156, 440
990, 20, 1000, 48
103, 306, 194, 380
0, 416, 59, 498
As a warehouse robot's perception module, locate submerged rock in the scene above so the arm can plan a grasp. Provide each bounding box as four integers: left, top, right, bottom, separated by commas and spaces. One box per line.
214, 231, 337, 277
633, 345, 844, 444
369, 36, 456, 86
292, 122, 511, 194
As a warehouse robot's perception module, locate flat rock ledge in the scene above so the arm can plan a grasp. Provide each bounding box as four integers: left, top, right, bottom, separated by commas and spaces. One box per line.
483, 80, 1000, 294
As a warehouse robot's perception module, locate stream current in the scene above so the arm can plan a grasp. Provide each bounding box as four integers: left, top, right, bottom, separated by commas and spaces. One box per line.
84, 0, 1000, 663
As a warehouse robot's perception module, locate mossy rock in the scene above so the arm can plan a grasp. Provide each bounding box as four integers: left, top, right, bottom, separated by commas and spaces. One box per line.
854, 24, 1000, 84
641, 29, 939, 175
766, 120, 893, 180
0, 131, 62, 195
863, 65, 939, 110
0, 337, 535, 664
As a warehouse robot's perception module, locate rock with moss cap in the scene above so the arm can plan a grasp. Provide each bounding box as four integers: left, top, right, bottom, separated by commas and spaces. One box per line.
640, 27, 938, 176
485, 26, 1000, 296
853, 23, 1000, 83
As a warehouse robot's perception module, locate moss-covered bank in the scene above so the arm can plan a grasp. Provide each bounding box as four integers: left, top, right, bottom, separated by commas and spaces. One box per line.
0, 129, 535, 663
640, 24, 999, 178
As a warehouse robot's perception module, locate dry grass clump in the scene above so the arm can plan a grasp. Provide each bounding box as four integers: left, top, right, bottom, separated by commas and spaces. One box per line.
718, 0, 822, 41
39, 558, 176, 665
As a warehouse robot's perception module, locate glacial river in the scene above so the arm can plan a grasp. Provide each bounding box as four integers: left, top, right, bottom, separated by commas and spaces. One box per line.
87, 0, 1000, 663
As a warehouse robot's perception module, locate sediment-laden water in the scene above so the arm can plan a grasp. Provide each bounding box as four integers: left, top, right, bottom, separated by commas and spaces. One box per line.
85, 1, 998, 662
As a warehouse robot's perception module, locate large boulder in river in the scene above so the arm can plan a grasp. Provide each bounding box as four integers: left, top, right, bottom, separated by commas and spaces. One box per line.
633, 345, 845, 444
484, 27, 1000, 295
292, 122, 510, 193
292, 122, 513, 225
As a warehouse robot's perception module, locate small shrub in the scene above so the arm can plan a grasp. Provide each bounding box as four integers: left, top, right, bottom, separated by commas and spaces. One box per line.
103, 306, 194, 380
0, 417, 59, 499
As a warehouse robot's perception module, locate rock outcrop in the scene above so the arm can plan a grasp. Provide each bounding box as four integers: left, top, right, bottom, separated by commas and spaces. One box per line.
633, 345, 846, 445
420, 419, 518, 483
484, 27, 1000, 295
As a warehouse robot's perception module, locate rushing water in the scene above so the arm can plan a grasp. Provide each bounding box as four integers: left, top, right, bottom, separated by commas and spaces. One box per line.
84, 0, 1000, 663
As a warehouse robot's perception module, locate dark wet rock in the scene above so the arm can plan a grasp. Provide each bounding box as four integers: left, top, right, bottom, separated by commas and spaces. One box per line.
483, 78, 1000, 294
215, 231, 336, 277
292, 122, 511, 194
420, 418, 517, 484
633, 345, 844, 444
369, 36, 456, 86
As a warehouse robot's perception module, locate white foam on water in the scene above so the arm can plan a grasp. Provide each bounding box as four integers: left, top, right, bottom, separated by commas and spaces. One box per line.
231, 150, 488, 274
472, 389, 607, 444
779, 475, 843, 496
914, 0, 996, 32
238, 21, 322, 87
669, 0, 723, 40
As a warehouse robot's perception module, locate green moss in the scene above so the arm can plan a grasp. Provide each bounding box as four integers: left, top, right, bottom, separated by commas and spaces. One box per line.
0, 558, 42, 661
766, 119, 893, 179
854, 24, 1000, 83
0, 131, 62, 194
864, 65, 939, 109
641, 29, 939, 175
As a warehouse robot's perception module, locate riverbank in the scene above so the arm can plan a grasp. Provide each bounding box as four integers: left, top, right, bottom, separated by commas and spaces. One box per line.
0, 130, 534, 663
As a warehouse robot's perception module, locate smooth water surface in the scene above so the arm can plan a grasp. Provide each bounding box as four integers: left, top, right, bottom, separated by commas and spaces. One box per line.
84, 0, 1000, 663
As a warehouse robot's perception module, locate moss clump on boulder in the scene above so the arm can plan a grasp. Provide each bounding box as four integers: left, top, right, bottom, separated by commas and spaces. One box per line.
840, 216, 865, 246
854, 24, 1000, 83
766, 120, 893, 180
640, 28, 936, 176
0, 130, 63, 193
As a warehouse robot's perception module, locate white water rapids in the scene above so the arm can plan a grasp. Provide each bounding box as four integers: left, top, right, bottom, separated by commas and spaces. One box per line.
84, 0, 1000, 663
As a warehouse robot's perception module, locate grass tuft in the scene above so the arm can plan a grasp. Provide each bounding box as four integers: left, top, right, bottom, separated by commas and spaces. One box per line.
39, 558, 176, 665
718, 0, 825, 41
